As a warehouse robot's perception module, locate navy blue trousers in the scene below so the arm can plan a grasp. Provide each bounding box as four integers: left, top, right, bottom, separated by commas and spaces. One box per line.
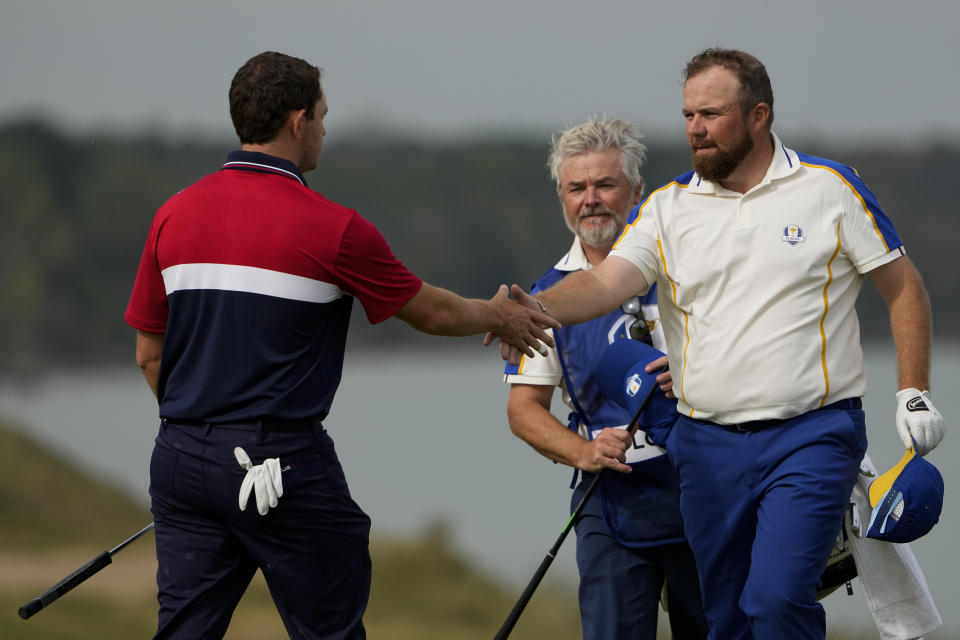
573, 479, 709, 640
665, 403, 867, 640
149, 421, 371, 639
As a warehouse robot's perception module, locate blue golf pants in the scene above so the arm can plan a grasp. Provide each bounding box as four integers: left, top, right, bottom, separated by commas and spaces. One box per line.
573, 478, 709, 640
665, 401, 867, 640
149, 421, 371, 639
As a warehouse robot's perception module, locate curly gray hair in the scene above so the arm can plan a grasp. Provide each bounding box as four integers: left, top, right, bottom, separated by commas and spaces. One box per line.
548, 115, 647, 196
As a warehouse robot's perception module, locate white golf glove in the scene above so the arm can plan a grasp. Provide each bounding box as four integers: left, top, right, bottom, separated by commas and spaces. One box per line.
234, 446, 283, 516
895, 388, 944, 456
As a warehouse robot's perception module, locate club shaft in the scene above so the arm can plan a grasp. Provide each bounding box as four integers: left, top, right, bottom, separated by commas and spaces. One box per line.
110, 522, 155, 555
491, 382, 655, 640
492, 473, 601, 640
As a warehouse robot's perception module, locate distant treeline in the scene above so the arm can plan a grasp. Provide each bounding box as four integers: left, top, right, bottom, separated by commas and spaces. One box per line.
1, 119, 957, 373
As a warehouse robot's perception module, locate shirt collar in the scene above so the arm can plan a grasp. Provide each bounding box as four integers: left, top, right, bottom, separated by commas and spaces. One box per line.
222, 150, 308, 187
554, 236, 594, 272
686, 131, 799, 195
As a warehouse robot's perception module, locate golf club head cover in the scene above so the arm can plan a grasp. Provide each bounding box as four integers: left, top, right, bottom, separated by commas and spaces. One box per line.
894, 388, 944, 456
595, 340, 677, 445
235, 446, 284, 516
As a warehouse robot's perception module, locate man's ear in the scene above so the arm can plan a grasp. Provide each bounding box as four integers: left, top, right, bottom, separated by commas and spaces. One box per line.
289, 109, 308, 140
632, 178, 645, 206
751, 102, 771, 131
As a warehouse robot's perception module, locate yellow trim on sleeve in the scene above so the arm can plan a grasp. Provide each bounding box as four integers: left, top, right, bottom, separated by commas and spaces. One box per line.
818, 222, 843, 407
612, 180, 686, 250
516, 353, 528, 376
800, 161, 889, 252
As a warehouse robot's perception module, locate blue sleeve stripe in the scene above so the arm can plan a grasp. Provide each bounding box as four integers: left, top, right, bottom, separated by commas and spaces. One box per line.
797, 155, 902, 252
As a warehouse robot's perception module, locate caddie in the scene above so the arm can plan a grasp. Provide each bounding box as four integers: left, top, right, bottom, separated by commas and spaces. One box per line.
503, 116, 707, 640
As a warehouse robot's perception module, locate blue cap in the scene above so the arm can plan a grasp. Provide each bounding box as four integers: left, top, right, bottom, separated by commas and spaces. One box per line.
866, 448, 944, 543
595, 340, 676, 436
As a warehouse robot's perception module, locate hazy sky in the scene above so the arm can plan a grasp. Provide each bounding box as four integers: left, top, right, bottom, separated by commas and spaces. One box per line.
4, 0, 958, 144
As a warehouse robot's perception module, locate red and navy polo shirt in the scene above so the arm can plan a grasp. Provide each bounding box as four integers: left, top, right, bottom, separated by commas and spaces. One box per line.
125, 151, 423, 422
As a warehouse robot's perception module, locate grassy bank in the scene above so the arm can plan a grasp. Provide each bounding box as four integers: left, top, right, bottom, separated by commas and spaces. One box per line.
0, 420, 903, 639
0, 421, 580, 639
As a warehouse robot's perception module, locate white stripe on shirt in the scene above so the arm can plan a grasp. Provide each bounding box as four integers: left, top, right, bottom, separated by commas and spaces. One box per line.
162, 263, 343, 303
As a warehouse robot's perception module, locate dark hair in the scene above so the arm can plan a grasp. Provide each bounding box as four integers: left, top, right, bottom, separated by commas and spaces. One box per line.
683, 48, 774, 126
229, 52, 322, 144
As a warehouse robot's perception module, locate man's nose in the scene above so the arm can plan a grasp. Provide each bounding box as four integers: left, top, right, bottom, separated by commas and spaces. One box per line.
584, 186, 600, 205
687, 115, 706, 137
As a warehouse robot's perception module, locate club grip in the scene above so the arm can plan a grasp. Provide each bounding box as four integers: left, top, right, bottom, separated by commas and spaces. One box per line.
18, 551, 112, 619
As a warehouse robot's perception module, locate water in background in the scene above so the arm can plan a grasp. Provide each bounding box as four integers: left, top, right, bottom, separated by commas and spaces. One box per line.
1, 343, 957, 635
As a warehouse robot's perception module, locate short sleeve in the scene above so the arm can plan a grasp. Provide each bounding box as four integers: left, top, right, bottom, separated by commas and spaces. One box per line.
504, 328, 562, 386
837, 168, 905, 274
608, 202, 660, 290
335, 213, 423, 324
125, 215, 169, 333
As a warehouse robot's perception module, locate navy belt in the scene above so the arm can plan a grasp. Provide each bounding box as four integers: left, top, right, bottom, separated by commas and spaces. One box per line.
699, 398, 862, 433
162, 416, 323, 432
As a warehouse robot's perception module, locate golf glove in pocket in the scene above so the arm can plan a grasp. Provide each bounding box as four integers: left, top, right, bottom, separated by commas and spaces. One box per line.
235, 446, 283, 515
895, 388, 944, 456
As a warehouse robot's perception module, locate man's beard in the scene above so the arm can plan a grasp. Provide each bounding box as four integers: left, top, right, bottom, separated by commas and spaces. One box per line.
691, 130, 754, 182
572, 208, 623, 249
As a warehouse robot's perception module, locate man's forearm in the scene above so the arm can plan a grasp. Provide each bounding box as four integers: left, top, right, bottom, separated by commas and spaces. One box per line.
396, 283, 498, 336
535, 256, 649, 325
395, 283, 558, 358
872, 257, 932, 389
888, 284, 932, 390
508, 384, 635, 473
507, 386, 586, 468
136, 330, 164, 398
140, 361, 161, 397
422, 287, 499, 336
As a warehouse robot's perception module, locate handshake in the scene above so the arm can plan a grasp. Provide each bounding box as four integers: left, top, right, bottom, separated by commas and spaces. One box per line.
484, 284, 558, 365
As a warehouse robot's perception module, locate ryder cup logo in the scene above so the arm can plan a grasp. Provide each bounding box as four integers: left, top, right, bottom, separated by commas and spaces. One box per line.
625, 373, 643, 397
781, 224, 804, 246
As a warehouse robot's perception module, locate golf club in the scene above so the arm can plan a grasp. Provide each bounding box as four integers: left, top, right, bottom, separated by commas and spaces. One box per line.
492, 379, 657, 640
18, 522, 155, 620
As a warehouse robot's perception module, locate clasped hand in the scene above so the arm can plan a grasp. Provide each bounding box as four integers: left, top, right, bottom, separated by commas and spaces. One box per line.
483, 284, 559, 363
581, 427, 634, 474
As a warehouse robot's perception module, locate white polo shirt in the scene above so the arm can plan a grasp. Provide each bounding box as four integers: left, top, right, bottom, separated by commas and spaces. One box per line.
610, 133, 904, 424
